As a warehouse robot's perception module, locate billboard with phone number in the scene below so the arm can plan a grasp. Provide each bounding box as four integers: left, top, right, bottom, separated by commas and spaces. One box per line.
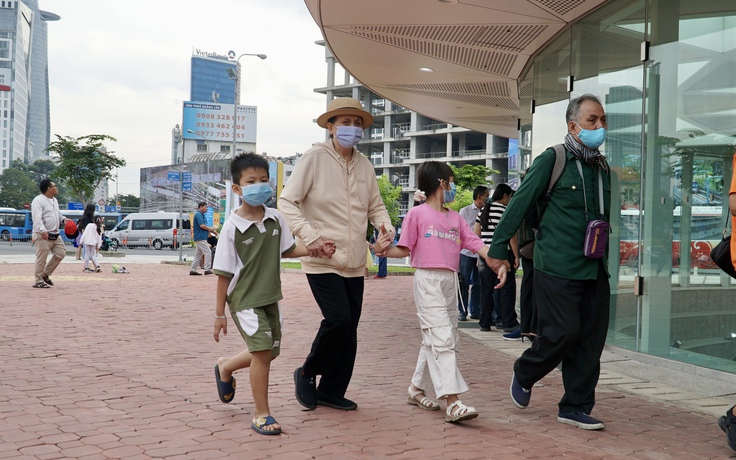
181, 102, 257, 142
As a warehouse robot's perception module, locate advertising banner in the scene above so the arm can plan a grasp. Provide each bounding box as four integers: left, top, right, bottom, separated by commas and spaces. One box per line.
182, 102, 257, 143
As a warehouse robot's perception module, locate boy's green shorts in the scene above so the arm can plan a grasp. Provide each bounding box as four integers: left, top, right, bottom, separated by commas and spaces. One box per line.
230, 302, 281, 358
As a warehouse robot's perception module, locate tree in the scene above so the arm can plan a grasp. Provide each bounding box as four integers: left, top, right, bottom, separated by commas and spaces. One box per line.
367, 175, 402, 240
445, 164, 498, 212
28, 159, 58, 183
107, 194, 140, 211
46, 134, 125, 205
0, 163, 36, 208
449, 164, 497, 190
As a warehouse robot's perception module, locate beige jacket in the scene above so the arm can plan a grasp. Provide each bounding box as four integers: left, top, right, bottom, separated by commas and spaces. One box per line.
279, 140, 395, 277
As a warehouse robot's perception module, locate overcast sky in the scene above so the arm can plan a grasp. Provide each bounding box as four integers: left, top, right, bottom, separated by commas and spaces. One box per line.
46, 0, 328, 196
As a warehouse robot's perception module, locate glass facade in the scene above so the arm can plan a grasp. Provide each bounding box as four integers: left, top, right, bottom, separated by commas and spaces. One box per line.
190, 56, 238, 105
516, 0, 736, 374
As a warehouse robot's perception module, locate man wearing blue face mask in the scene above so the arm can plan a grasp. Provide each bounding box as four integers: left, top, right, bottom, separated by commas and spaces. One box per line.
486, 94, 612, 431
280, 97, 395, 412
190, 202, 219, 275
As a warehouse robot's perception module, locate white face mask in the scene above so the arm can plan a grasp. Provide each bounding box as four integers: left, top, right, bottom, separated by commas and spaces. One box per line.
334, 126, 363, 149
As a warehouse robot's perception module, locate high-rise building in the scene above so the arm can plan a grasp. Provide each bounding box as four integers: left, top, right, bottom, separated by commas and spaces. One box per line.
0, 0, 57, 173
190, 49, 239, 105
171, 49, 257, 166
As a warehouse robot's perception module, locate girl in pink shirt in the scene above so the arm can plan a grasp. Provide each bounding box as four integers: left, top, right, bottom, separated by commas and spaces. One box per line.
375, 161, 506, 423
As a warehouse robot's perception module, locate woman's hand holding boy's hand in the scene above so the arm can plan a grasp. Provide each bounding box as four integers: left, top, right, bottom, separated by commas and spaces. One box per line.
322, 240, 336, 258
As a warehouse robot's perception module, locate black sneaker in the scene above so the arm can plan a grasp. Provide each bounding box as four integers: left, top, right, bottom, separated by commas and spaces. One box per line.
189, 271, 202, 276
293, 367, 316, 410
204, 270, 213, 275
317, 391, 357, 410
458, 315, 467, 321
557, 411, 605, 430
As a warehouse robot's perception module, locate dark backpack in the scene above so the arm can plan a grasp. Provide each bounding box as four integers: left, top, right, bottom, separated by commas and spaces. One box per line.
517, 144, 566, 256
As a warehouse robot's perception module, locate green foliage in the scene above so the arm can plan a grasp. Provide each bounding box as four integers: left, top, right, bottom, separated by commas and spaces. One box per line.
445, 188, 473, 212
46, 134, 125, 205
0, 162, 36, 208
444, 164, 497, 212
449, 164, 497, 190
107, 194, 140, 211
367, 175, 403, 240
29, 159, 57, 183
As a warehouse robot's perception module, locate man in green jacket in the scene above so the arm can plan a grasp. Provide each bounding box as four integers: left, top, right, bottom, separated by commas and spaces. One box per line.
486, 94, 611, 430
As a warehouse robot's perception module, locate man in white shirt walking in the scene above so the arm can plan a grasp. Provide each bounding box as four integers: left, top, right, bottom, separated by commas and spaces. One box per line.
31, 179, 66, 288
457, 185, 488, 320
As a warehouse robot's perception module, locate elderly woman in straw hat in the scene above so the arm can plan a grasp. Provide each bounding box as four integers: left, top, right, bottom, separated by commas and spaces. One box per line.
280, 97, 395, 411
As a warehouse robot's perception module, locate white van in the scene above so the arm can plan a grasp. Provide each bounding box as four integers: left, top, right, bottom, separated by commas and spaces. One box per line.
107, 212, 191, 250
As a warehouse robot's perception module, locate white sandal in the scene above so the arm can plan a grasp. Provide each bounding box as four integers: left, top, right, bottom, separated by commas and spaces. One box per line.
407, 385, 440, 411
445, 400, 478, 422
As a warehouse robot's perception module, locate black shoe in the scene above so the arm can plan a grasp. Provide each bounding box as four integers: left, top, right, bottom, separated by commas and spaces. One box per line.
204, 270, 213, 275
317, 391, 357, 410
458, 315, 467, 321
719, 405, 736, 452
189, 271, 202, 276
293, 367, 316, 410
41, 274, 53, 286
479, 327, 491, 332
469, 315, 480, 320
557, 411, 605, 430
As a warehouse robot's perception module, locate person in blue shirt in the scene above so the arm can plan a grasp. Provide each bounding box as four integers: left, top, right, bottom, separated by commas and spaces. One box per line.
190, 202, 218, 275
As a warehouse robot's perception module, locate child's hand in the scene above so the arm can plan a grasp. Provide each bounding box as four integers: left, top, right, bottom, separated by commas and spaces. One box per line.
494, 263, 508, 289
323, 240, 336, 258
214, 317, 227, 342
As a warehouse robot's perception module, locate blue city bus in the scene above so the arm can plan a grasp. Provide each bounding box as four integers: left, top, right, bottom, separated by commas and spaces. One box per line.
0, 209, 33, 241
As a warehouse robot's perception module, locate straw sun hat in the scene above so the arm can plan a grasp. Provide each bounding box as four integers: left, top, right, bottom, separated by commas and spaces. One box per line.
316, 97, 374, 129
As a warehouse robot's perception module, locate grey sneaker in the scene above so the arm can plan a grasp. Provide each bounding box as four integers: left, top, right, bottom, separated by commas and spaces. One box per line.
557, 411, 605, 430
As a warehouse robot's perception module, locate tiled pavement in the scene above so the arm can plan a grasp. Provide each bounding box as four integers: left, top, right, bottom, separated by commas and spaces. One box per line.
1, 260, 735, 459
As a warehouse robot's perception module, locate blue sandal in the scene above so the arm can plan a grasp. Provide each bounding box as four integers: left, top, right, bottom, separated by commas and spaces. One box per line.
214, 364, 236, 403
252, 415, 281, 435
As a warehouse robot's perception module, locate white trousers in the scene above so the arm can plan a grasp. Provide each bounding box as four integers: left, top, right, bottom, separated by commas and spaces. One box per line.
191, 239, 212, 271
411, 268, 469, 399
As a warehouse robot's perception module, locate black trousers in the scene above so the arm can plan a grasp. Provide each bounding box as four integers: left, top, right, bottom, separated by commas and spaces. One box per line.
519, 256, 537, 335
303, 273, 364, 398
478, 258, 518, 330
514, 261, 610, 414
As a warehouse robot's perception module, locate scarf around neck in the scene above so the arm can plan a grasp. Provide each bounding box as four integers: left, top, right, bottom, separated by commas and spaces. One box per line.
564, 133, 609, 172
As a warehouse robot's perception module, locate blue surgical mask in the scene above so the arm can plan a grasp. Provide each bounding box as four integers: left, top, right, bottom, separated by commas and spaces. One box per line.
240, 182, 272, 207
334, 126, 363, 149
443, 182, 457, 203
575, 122, 606, 149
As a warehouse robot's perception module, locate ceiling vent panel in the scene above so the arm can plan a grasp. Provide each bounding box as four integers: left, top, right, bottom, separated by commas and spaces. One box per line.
331, 24, 552, 75
530, 0, 587, 17
382, 82, 518, 111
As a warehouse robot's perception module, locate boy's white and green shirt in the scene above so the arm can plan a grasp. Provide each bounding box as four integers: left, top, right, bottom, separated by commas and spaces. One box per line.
212, 206, 296, 312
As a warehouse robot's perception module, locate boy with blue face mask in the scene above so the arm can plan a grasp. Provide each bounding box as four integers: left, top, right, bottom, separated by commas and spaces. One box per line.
211, 153, 335, 436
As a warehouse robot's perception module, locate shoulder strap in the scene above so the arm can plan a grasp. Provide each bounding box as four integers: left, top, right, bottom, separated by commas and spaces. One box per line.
536, 144, 566, 229
548, 144, 566, 195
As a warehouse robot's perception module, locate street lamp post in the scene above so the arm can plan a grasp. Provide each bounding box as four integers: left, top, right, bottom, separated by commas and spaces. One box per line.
227, 53, 266, 157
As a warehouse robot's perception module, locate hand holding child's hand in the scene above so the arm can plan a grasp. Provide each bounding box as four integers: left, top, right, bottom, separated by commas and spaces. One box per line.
373, 229, 393, 256
323, 240, 336, 258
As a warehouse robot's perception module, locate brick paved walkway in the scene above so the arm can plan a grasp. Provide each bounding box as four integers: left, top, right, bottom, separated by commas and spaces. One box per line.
0, 262, 731, 459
